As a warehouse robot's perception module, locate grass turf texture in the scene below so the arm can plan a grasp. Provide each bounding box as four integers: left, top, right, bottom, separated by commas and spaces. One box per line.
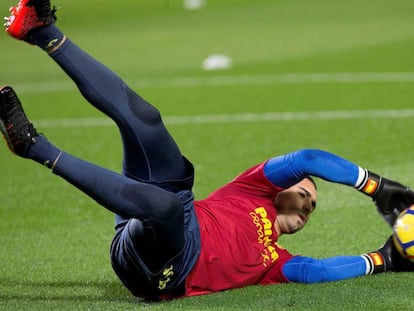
1, 0, 414, 309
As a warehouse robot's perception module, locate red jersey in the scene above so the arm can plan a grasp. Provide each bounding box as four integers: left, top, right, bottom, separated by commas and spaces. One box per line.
185, 162, 294, 296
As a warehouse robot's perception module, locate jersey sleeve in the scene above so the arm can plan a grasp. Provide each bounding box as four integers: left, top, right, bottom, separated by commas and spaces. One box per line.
264, 149, 363, 189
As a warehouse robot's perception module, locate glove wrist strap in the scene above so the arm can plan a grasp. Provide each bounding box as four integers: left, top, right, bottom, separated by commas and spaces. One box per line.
357, 170, 382, 197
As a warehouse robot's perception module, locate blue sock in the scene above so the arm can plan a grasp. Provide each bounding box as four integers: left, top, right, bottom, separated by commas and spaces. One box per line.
28, 24, 65, 52
27, 135, 61, 168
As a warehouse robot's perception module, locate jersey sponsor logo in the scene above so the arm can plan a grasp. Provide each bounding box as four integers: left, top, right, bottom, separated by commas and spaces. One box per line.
158, 265, 174, 290
250, 207, 279, 267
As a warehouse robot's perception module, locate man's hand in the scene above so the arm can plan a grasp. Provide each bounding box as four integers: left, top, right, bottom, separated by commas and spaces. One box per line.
360, 171, 414, 226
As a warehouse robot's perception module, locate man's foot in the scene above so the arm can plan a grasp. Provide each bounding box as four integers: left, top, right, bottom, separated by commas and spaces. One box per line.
377, 235, 414, 272
4, 0, 57, 41
0, 86, 37, 156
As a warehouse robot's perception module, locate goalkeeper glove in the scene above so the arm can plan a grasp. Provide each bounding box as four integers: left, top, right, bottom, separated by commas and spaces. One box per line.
375, 236, 414, 272
358, 170, 414, 226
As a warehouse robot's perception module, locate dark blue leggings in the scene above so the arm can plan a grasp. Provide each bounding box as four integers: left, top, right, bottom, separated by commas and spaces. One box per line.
50, 36, 186, 182
33, 25, 192, 272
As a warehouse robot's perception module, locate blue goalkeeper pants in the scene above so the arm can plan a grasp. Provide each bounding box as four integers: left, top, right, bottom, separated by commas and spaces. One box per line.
30, 24, 201, 298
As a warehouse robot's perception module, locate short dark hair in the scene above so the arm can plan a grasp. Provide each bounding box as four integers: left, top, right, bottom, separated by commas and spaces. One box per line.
305, 176, 317, 190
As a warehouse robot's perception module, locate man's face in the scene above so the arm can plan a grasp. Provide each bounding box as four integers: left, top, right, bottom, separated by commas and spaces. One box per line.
274, 178, 317, 235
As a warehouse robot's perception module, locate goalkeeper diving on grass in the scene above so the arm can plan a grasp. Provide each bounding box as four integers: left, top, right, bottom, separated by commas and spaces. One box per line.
2, 0, 414, 301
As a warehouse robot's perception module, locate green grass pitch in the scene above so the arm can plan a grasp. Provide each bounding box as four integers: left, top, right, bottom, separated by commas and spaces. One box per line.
1, 0, 414, 310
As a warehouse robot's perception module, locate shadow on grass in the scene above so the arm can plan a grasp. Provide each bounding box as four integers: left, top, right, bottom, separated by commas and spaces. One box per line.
0, 279, 145, 304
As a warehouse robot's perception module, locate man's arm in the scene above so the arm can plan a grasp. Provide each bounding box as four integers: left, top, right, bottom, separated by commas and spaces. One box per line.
281, 235, 414, 284
263, 149, 362, 188
264, 149, 414, 225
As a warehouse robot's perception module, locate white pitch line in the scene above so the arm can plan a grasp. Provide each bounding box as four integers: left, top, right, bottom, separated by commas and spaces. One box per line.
12, 72, 414, 93
133, 72, 414, 88
34, 109, 414, 128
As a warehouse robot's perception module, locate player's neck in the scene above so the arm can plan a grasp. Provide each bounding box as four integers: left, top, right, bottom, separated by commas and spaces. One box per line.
274, 220, 283, 237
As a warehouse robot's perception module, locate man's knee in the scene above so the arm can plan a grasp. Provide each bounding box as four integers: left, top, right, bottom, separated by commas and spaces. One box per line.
126, 87, 161, 125
127, 218, 146, 241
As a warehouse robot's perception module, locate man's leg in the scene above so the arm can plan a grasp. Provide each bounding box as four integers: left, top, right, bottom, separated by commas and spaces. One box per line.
43, 31, 188, 182
3, 2, 197, 291
0, 86, 185, 268
5, 1, 188, 183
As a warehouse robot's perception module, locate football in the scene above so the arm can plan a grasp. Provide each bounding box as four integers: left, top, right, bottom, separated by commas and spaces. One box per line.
393, 205, 414, 263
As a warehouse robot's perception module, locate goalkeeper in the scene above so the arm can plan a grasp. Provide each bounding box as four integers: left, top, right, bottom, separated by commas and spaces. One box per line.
2, 0, 414, 300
